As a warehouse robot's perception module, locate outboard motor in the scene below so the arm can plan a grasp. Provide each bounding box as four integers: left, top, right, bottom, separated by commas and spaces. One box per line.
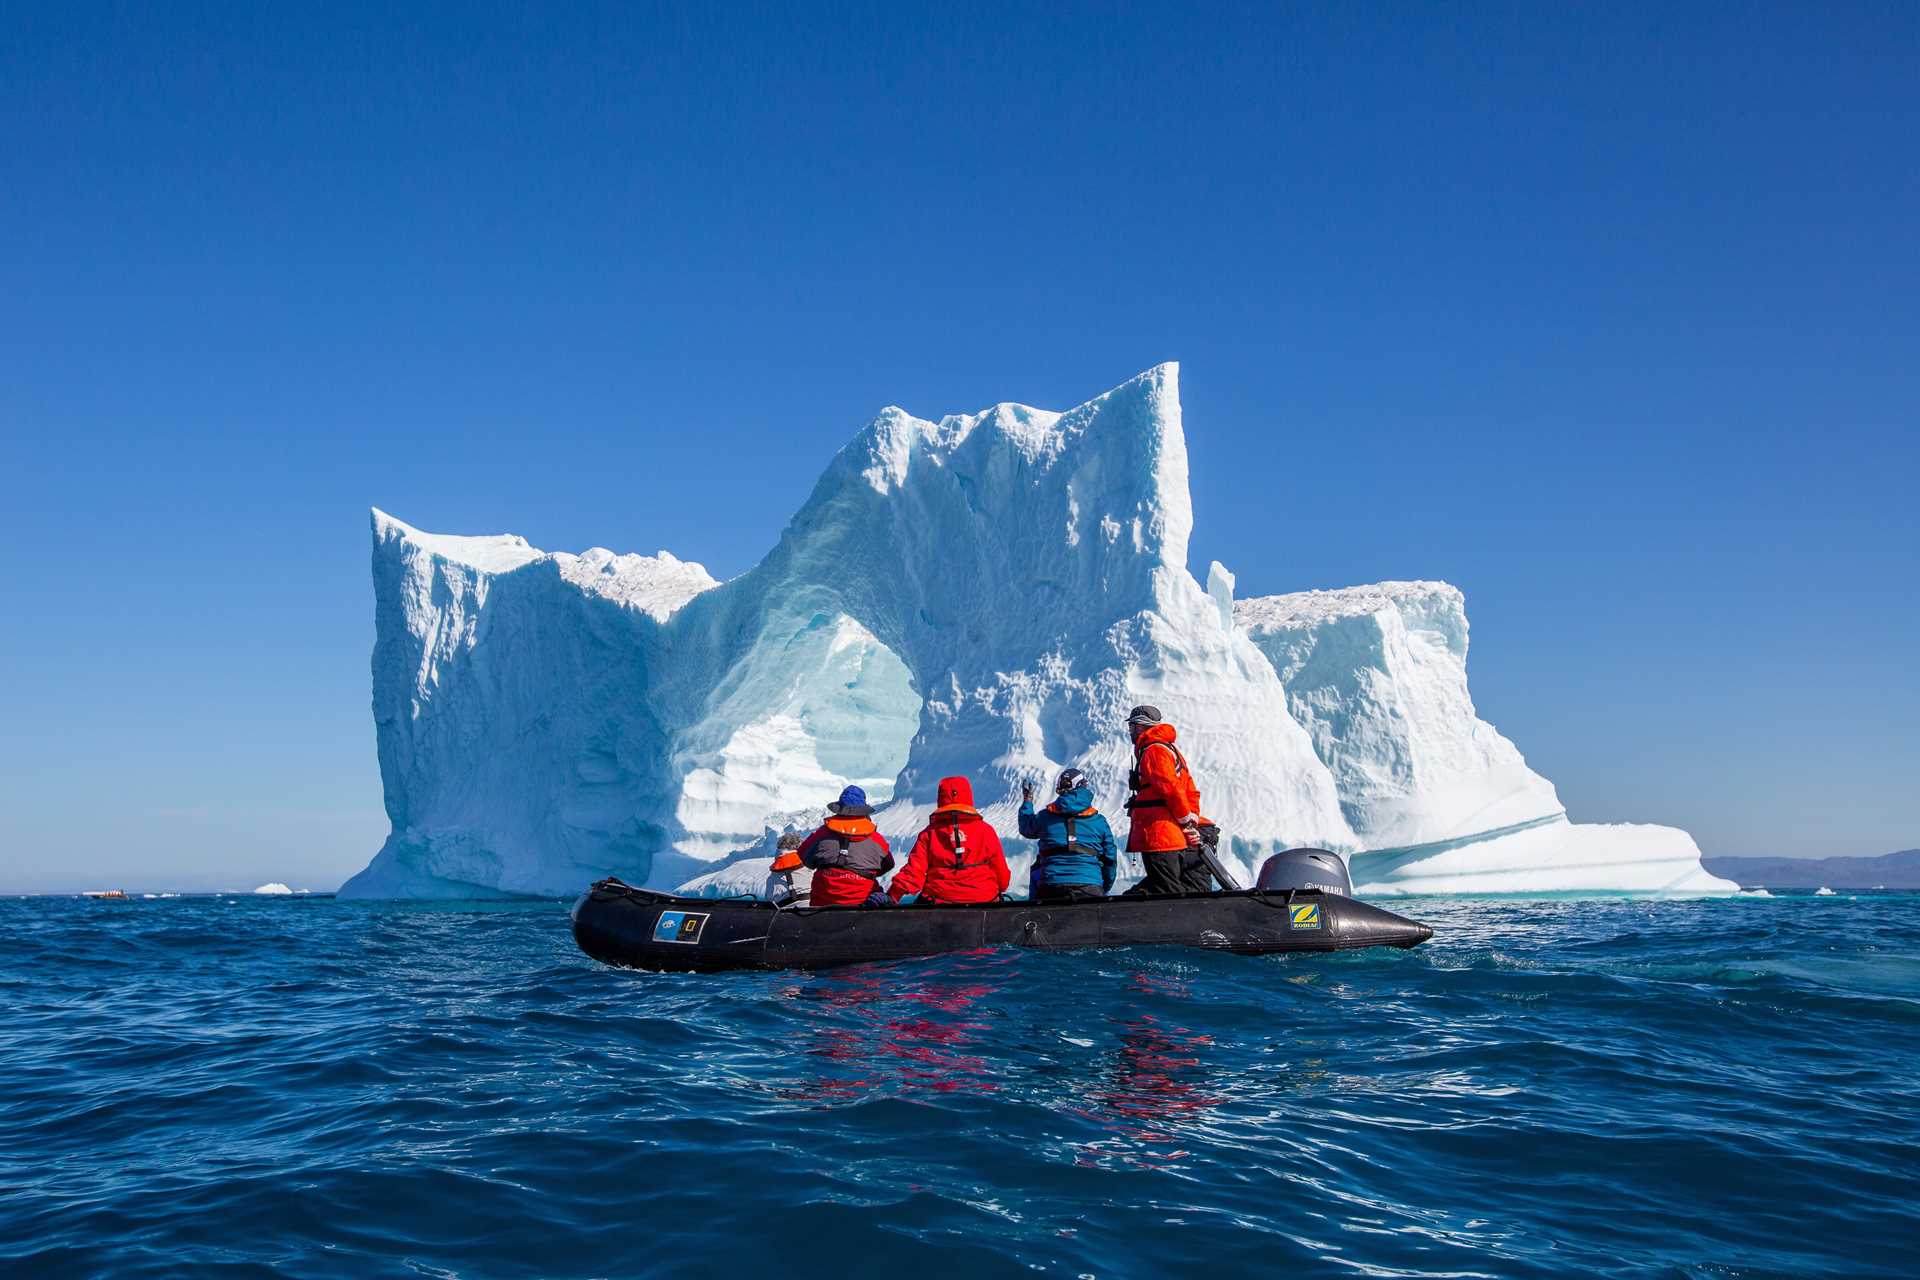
1255, 848, 1352, 896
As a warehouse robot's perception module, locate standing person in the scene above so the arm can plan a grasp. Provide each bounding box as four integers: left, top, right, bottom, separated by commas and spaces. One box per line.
1123, 705, 1213, 895
1018, 768, 1117, 902
762, 831, 812, 904
888, 776, 1010, 905
798, 785, 895, 907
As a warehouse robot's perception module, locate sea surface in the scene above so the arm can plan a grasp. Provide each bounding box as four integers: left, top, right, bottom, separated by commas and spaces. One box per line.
1, 893, 1914, 1279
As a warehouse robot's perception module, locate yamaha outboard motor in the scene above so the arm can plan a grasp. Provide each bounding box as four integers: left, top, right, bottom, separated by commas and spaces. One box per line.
1255, 848, 1352, 896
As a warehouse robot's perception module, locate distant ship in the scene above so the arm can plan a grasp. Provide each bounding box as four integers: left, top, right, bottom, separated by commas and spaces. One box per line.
82, 890, 129, 900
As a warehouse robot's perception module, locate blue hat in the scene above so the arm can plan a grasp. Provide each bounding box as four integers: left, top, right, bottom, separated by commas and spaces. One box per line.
828, 784, 871, 817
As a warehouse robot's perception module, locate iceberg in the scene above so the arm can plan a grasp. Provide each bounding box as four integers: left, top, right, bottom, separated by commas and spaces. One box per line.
342, 365, 1732, 899
1239, 582, 1735, 895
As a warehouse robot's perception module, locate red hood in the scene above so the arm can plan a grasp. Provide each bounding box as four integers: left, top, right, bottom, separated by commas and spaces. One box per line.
933, 775, 976, 813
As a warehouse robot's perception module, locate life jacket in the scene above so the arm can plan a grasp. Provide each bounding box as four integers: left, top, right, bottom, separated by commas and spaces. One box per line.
808, 816, 891, 878
764, 845, 809, 903
1040, 806, 1102, 859
1125, 724, 1205, 854
1127, 742, 1190, 810
802, 816, 895, 906
932, 815, 988, 870
892, 811, 1010, 904
1035, 806, 1116, 891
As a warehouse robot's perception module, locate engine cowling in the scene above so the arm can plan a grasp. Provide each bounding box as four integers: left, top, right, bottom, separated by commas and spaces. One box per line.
1255, 848, 1352, 896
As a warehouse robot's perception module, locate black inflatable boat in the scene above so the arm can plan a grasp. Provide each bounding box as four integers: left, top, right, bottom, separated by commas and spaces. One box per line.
571, 850, 1432, 972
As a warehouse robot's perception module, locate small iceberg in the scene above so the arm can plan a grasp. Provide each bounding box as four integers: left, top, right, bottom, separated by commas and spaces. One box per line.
1816, 886, 1836, 896
253, 882, 295, 896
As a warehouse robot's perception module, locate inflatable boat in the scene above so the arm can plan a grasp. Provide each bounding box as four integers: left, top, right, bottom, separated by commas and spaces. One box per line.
571, 850, 1433, 973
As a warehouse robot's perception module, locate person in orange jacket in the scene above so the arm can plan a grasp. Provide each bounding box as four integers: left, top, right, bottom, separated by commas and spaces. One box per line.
888, 775, 1011, 904
1123, 704, 1213, 895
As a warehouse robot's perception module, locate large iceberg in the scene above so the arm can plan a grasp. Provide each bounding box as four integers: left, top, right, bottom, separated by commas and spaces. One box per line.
342, 365, 1733, 899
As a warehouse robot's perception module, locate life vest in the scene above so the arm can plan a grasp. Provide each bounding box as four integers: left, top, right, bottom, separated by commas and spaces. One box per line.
892, 812, 1010, 904
810, 816, 891, 879
1040, 806, 1103, 860
802, 817, 896, 906
932, 818, 988, 871
1125, 726, 1205, 854
1126, 740, 1191, 810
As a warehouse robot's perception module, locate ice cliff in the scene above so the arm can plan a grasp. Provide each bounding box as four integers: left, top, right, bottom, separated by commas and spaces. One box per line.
342, 365, 1734, 898
1239, 583, 1733, 894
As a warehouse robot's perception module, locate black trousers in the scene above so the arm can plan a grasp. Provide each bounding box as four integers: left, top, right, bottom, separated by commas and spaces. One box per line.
1134, 848, 1214, 896
1032, 883, 1105, 903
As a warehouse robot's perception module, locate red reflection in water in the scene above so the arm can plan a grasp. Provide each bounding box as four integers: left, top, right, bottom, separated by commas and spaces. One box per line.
1074, 973, 1221, 1166
776, 956, 1006, 1101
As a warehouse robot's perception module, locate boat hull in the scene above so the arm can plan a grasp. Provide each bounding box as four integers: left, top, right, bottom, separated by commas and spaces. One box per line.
571, 879, 1433, 972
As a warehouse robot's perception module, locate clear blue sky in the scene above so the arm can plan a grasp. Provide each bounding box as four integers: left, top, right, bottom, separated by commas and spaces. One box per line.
3, 3, 1914, 892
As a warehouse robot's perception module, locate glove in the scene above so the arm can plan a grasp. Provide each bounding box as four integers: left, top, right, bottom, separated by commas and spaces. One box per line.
1180, 815, 1201, 849
1021, 782, 1034, 803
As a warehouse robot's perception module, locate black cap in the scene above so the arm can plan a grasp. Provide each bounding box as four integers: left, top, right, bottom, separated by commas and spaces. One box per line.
1126, 704, 1162, 727
1055, 767, 1088, 793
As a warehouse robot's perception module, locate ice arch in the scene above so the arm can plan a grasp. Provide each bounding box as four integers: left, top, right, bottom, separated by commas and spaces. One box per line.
651, 364, 1351, 864
670, 610, 920, 860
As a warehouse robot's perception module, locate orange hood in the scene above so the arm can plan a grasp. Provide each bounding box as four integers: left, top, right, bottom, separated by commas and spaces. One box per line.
1133, 722, 1179, 749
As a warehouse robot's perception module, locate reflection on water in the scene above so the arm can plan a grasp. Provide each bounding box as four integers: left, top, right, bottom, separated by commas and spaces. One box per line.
785, 961, 1235, 1168
782, 954, 1004, 1101
6, 895, 1918, 1278
1078, 974, 1221, 1166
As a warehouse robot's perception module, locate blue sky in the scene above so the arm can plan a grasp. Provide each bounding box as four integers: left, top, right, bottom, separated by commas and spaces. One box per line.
3, 3, 1914, 891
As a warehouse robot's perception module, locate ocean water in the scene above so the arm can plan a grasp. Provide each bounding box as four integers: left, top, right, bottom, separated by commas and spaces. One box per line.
1, 894, 1914, 1278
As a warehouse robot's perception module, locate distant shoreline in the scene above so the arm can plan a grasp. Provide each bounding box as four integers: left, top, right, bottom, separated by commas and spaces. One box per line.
1704, 849, 1919, 890
5, 891, 340, 900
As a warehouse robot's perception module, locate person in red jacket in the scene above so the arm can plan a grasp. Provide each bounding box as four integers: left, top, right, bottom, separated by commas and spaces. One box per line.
888, 776, 1010, 905
798, 785, 895, 907
1123, 705, 1213, 895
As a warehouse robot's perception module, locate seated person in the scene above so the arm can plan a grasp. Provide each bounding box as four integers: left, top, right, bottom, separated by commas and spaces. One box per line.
798, 786, 894, 906
1018, 767, 1116, 902
888, 776, 1010, 905
762, 831, 812, 904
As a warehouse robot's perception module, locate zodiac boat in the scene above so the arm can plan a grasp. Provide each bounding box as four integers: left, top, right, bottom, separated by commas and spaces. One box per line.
571, 849, 1433, 973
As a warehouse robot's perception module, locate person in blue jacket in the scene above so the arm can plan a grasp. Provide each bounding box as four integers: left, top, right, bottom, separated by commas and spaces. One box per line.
1018, 768, 1118, 902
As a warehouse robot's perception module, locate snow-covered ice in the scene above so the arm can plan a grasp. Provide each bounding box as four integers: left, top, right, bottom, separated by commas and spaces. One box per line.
1238, 582, 1561, 851
252, 883, 294, 895
1238, 581, 1735, 895
341, 365, 1734, 899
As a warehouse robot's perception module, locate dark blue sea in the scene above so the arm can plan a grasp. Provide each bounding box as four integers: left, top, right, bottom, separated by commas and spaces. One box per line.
1, 894, 1914, 1278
